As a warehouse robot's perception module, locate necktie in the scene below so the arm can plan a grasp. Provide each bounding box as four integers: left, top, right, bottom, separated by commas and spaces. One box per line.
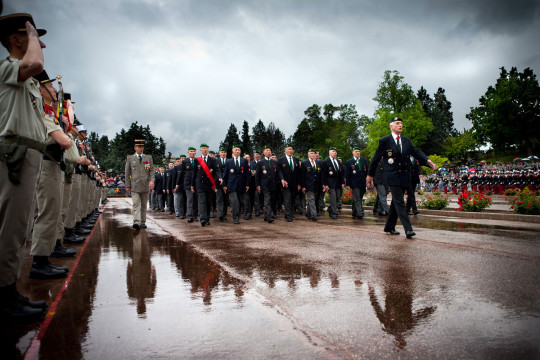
396, 136, 402, 153
289, 157, 293, 171
191, 159, 194, 167
222, 159, 225, 166
204, 156, 207, 163
333, 159, 338, 171
138, 155, 142, 163
267, 158, 271, 167
311, 160, 314, 167
236, 157, 239, 170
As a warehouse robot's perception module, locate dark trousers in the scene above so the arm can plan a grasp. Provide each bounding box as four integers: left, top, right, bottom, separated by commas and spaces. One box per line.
386, 186, 413, 232
406, 185, 418, 213
247, 188, 261, 215
167, 192, 174, 212
306, 191, 319, 219
216, 189, 227, 218
185, 189, 198, 220
198, 191, 213, 223
262, 190, 276, 220
281, 188, 297, 221
156, 193, 164, 210
228, 191, 245, 221
352, 187, 366, 217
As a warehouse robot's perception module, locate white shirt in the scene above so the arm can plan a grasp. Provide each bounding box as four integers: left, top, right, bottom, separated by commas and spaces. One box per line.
391, 133, 402, 152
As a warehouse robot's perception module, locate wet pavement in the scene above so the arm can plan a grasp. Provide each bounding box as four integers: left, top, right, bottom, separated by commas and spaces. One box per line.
3, 198, 540, 359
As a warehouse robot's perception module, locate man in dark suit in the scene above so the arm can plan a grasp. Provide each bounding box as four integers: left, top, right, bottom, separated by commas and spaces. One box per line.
345, 146, 369, 219
164, 162, 175, 214
322, 147, 345, 219
277, 144, 302, 222
192, 144, 222, 226
172, 156, 186, 218
223, 145, 249, 224
367, 117, 437, 238
256, 147, 279, 223
246, 151, 262, 218
154, 166, 165, 211
178, 147, 198, 222
301, 149, 322, 221
216, 147, 228, 221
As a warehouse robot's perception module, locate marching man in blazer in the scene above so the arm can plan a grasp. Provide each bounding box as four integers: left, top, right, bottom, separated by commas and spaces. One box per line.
125, 139, 155, 230
223, 145, 250, 224
367, 117, 437, 238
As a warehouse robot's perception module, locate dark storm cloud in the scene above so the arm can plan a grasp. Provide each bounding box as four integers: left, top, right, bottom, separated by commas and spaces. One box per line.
1, 0, 539, 156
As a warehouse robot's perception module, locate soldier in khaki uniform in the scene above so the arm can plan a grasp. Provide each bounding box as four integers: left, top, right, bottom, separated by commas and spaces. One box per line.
125, 139, 155, 230
29, 70, 74, 279
0, 13, 48, 321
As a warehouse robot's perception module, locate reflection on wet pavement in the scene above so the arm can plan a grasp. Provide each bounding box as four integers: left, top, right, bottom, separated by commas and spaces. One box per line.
3, 198, 540, 359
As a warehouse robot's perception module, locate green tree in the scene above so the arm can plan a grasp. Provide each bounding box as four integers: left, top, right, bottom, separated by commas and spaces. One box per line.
442, 128, 479, 163
240, 120, 253, 156
467, 66, 540, 155
220, 123, 241, 157
251, 119, 267, 152
420, 87, 457, 155
373, 70, 416, 114
365, 100, 434, 159
107, 122, 166, 172
266, 122, 286, 155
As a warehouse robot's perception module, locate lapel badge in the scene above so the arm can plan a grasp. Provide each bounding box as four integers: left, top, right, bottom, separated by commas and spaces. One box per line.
388, 158, 394, 165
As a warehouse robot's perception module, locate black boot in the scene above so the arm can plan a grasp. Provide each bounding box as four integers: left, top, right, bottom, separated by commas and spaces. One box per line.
63, 228, 85, 244
29, 256, 67, 279
74, 221, 91, 234
0, 284, 45, 322
50, 240, 76, 258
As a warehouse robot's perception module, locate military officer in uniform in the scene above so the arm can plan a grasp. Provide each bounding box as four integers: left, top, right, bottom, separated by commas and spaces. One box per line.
367, 117, 437, 239
125, 139, 155, 230
223, 145, 249, 224
0, 13, 49, 321
301, 149, 322, 221
322, 147, 345, 219
345, 146, 368, 219
171, 156, 185, 218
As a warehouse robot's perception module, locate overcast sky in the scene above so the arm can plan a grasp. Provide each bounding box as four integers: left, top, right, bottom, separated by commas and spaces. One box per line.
2, 0, 539, 156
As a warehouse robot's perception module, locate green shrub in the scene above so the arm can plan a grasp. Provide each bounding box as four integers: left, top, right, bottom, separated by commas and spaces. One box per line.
419, 195, 449, 210
507, 188, 540, 215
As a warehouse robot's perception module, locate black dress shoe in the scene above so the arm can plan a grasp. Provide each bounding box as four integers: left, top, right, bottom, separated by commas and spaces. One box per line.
287, 218, 293, 222
385, 229, 400, 235
234, 220, 240, 224
187, 218, 193, 223
74, 226, 90, 235
0, 300, 44, 322
219, 216, 225, 222
357, 215, 364, 219
255, 212, 261, 217
407, 211, 413, 215
168, 211, 174, 215
406, 231, 416, 239
29, 263, 67, 279
330, 216, 338, 220
64, 233, 85, 244
311, 217, 317, 221
133, 223, 140, 230
180, 216, 186, 219
17, 294, 47, 310
140, 224, 147, 228
201, 221, 206, 227
48, 262, 69, 273
413, 211, 420, 215
268, 219, 274, 223
50, 240, 76, 258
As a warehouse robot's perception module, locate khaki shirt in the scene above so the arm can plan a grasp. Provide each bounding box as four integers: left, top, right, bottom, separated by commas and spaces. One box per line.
125, 153, 155, 193
0, 58, 46, 142
43, 111, 62, 145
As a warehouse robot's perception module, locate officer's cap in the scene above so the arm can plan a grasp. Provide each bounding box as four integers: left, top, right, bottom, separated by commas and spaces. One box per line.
390, 116, 403, 124
352, 146, 361, 151
254, 150, 261, 154
209, 150, 215, 155
232, 144, 241, 149
33, 70, 56, 84
285, 144, 294, 149
219, 147, 227, 152
200, 143, 209, 148
188, 146, 196, 151
0, 13, 47, 37
329, 147, 338, 152
179, 154, 186, 158
308, 148, 317, 153
134, 139, 145, 146
271, 153, 276, 156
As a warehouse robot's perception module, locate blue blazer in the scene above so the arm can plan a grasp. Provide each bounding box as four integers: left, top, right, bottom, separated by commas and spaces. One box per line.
223, 157, 249, 192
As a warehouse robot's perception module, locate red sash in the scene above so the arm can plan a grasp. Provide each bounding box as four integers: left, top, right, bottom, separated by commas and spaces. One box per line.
197, 156, 217, 191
